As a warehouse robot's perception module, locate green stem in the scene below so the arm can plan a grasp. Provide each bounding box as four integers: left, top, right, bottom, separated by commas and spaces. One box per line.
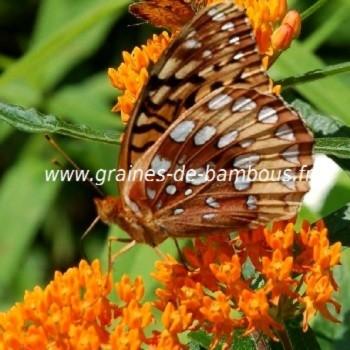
277, 327, 294, 350
276, 62, 350, 88
301, 0, 328, 20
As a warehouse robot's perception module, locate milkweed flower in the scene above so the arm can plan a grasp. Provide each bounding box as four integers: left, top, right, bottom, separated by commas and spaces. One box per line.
153, 220, 341, 348
109, 0, 300, 123
0, 221, 341, 349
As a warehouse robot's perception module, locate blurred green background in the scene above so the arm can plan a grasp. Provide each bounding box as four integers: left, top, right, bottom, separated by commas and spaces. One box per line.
0, 0, 349, 348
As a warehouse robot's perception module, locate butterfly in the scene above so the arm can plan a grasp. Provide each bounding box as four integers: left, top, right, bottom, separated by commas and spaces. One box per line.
129, 0, 208, 31
95, 1, 314, 246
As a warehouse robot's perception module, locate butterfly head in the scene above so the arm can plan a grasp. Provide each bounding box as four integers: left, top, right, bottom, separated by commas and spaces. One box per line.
94, 196, 166, 246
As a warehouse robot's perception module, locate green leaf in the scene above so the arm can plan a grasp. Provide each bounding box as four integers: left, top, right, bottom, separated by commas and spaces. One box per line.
28, 0, 121, 93
0, 138, 60, 294
0, 101, 121, 145
46, 73, 122, 130
276, 62, 350, 88
292, 99, 350, 171
271, 41, 350, 126
187, 331, 212, 349
291, 99, 349, 138
0, 0, 129, 106
315, 138, 350, 159
323, 203, 350, 245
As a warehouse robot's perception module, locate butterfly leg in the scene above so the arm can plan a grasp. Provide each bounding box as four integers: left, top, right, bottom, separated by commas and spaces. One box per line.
107, 237, 136, 275
172, 238, 192, 271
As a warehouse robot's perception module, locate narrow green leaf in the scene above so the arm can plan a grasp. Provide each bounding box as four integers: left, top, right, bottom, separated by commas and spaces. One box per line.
276, 62, 350, 88
0, 0, 129, 106
0, 101, 121, 145
271, 41, 350, 126
0, 138, 60, 294
301, 0, 327, 20
304, 6, 349, 51
315, 138, 350, 159
323, 203, 350, 245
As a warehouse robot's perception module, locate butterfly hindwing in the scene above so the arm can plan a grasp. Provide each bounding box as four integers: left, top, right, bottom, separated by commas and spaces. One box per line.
121, 1, 272, 173
124, 85, 313, 235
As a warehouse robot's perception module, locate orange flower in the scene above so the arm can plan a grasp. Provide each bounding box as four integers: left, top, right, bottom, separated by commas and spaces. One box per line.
302, 273, 341, 331
0, 220, 341, 349
108, 32, 171, 123
238, 289, 282, 339
0, 260, 115, 350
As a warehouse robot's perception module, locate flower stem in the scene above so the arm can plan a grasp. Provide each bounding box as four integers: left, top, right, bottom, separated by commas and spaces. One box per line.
276, 328, 294, 350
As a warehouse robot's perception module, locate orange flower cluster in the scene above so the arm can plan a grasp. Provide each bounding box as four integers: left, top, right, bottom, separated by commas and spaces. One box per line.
109, 0, 300, 123
0, 222, 341, 350
108, 32, 171, 123
233, 0, 301, 57
152, 221, 341, 347
0, 260, 115, 350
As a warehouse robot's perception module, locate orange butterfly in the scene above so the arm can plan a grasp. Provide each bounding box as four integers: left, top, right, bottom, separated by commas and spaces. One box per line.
95, 1, 314, 246
129, 0, 208, 31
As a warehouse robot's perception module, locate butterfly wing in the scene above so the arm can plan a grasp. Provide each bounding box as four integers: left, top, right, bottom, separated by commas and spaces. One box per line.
124, 85, 313, 236
129, 0, 195, 31
121, 1, 272, 174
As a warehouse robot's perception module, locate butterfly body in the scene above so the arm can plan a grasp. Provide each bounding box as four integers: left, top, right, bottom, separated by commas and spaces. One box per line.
98, 1, 314, 246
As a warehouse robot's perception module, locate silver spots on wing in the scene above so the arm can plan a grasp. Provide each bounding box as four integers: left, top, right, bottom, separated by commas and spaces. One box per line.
258, 106, 278, 124
206, 197, 220, 209
213, 12, 226, 22
240, 139, 254, 148
276, 124, 295, 141
194, 125, 217, 146
247, 195, 257, 210
170, 120, 195, 143
203, 213, 216, 220
202, 50, 213, 59
282, 145, 300, 165
208, 94, 233, 110
186, 167, 207, 186
234, 175, 251, 191
185, 188, 193, 196
234, 153, 260, 169
207, 7, 219, 17
232, 97, 257, 112
183, 38, 202, 50
125, 197, 140, 214
229, 36, 240, 45
151, 155, 171, 176
233, 52, 244, 60
281, 171, 296, 190
146, 188, 156, 200
166, 185, 177, 195
217, 130, 238, 149
174, 208, 184, 215
221, 22, 235, 31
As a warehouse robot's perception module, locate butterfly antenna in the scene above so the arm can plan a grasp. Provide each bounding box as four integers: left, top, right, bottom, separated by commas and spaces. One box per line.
81, 215, 101, 241
127, 21, 148, 28
45, 134, 104, 197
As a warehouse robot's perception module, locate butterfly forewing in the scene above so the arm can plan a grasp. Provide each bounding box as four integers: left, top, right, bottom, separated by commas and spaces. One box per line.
120, 1, 272, 173
129, 0, 208, 31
